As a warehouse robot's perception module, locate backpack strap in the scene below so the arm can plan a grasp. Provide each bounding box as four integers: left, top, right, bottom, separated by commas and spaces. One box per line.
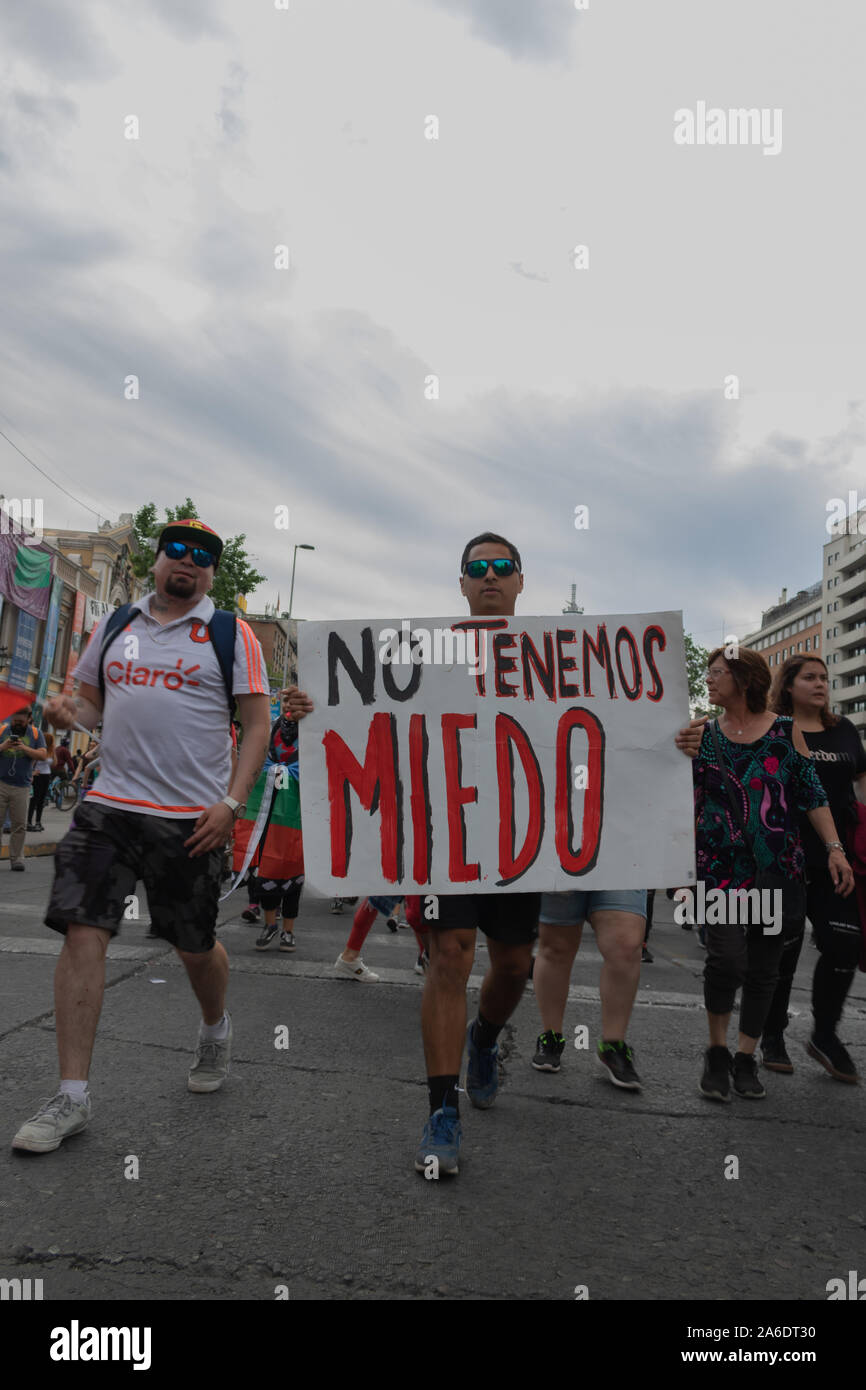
97, 604, 140, 704
207, 609, 237, 717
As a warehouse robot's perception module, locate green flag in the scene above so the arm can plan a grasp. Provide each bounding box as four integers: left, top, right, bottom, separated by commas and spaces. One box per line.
13, 545, 51, 590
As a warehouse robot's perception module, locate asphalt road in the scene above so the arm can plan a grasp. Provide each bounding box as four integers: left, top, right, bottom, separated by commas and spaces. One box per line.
1, 843, 865, 1303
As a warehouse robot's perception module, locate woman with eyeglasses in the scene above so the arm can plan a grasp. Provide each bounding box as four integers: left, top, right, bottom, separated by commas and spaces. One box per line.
760, 655, 866, 1082
677, 647, 854, 1102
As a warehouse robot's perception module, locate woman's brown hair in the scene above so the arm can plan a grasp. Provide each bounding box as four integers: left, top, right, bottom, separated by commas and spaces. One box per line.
771, 654, 839, 728
43, 732, 55, 756
707, 647, 772, 714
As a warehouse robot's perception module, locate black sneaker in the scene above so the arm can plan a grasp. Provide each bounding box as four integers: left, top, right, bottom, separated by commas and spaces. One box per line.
386, 915, 399, 932
532, 1031, 566, 1072
242, 905, 260, 923
732, 1051, 766, 1098
700, 1045, 733, 1102
806, 1033, 859, 1084
255, 923, 278, 950
597, 1040, 642, 1090
641, 945, 653, 963
760, 1034, 793, 1073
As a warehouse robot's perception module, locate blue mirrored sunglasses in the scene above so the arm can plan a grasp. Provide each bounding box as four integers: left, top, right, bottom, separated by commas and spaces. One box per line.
163, 540, 215, 568
463, 558, 517, 579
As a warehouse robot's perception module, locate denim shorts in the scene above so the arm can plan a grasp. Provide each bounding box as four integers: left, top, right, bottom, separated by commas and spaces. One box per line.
539, 889, 648, 925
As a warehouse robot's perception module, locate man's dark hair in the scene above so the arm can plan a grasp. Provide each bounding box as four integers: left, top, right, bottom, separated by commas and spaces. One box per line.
460, 532, 522, 573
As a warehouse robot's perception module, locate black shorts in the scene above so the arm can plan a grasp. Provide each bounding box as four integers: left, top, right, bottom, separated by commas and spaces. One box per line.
46, 802, 222, 954
430, 892, 540, 945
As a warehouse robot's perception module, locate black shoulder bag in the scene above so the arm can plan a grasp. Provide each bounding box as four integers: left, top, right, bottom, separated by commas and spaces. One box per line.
708, 719, 806, 926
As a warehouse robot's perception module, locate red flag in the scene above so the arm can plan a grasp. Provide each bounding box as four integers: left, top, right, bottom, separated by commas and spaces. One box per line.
0, 683, 33, 724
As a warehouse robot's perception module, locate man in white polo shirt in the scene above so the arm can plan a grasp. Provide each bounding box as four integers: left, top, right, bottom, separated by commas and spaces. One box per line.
12, 520, 271, 1153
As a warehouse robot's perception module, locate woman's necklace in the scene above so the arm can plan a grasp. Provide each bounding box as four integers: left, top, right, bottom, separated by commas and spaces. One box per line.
725, 712, 752, 737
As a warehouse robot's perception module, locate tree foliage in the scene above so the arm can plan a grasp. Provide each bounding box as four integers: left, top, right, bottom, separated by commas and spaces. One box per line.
685, 632, 721, 718
130, 499, 266, 613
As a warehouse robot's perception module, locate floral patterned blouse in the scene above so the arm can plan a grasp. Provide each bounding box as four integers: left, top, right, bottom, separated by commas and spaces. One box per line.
693, 716, 827, 890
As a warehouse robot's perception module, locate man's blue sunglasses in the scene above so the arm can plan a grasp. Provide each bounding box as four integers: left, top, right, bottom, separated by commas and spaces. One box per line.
163, 540, 215, 568
463, 558, 518, 579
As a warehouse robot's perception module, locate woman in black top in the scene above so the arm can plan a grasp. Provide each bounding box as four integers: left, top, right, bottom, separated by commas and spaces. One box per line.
762, 655, 866, 1082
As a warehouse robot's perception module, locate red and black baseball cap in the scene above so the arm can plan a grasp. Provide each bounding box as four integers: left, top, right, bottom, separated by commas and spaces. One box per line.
157, 519, 223, 568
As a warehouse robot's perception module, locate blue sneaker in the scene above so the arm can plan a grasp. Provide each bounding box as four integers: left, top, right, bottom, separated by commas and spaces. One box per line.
414, 1106, 462, 1176
465, 1020, 499, 1108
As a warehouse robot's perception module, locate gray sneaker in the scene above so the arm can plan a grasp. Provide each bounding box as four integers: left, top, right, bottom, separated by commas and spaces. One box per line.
12, 1091, 91, 1152
188, 1013, 232, 1093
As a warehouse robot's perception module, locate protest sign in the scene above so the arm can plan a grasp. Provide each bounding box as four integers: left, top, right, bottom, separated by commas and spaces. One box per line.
298, 613, 695, 895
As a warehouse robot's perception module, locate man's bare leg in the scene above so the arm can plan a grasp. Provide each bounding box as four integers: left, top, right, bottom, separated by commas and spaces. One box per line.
54, 924, 112, 1079
480, 938, 534, 1026
177, 939, 229, 1026
421, 928, 475, 1074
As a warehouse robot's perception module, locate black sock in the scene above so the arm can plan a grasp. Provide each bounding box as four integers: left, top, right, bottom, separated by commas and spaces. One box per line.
428, 1074, 459, 1115
472, 1011, 503, 1051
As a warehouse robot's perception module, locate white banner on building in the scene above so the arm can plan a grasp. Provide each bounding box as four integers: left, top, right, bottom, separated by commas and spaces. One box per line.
83, 598, 113, 634
298, 612, 696, 896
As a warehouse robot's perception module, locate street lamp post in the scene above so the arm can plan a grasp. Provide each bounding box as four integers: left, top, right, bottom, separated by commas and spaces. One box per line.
281, 543, 315, 688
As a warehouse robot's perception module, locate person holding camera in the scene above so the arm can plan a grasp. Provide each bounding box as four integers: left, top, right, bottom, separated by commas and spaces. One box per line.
0, 703, 46, 870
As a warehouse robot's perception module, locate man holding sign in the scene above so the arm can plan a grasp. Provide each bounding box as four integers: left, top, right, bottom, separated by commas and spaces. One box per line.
289, 532, 696, 1175
413, 534, 542, 1175
286, 532, 539, 1174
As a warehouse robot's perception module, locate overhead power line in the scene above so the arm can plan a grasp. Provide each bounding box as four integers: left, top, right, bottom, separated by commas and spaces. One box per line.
0, 422, 112, 525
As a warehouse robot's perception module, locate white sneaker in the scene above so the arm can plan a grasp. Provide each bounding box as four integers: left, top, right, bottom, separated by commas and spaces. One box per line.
13, 1091, 91, 1152
334, 953, 380, 982
188, 1013, 232, 1092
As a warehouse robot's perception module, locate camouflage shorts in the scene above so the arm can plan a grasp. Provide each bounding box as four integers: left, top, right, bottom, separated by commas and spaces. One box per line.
46, 802, 222, 953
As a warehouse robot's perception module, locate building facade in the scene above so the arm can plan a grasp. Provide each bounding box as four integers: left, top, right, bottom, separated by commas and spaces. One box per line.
244, 614, 299, 686
824, 517, 866, 740
0, 510, 99, 731
742, 582, 823, 672
42, 514, 149, 635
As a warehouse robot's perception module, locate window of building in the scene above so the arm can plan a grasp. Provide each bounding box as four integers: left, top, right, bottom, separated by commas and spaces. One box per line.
805, 638, 811, 650
816, 635, 820, 648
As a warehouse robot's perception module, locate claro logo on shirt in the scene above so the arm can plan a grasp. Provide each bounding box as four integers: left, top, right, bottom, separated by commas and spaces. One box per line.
189, 621, 211, 644
105, 659, 202, 689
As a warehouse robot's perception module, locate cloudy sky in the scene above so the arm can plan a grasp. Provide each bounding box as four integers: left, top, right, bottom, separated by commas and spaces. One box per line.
1, 0, 864, 649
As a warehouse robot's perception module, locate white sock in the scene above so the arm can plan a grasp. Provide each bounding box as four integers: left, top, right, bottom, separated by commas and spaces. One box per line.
200, 1013, 229, 1041
59, 1080, 89, 1103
